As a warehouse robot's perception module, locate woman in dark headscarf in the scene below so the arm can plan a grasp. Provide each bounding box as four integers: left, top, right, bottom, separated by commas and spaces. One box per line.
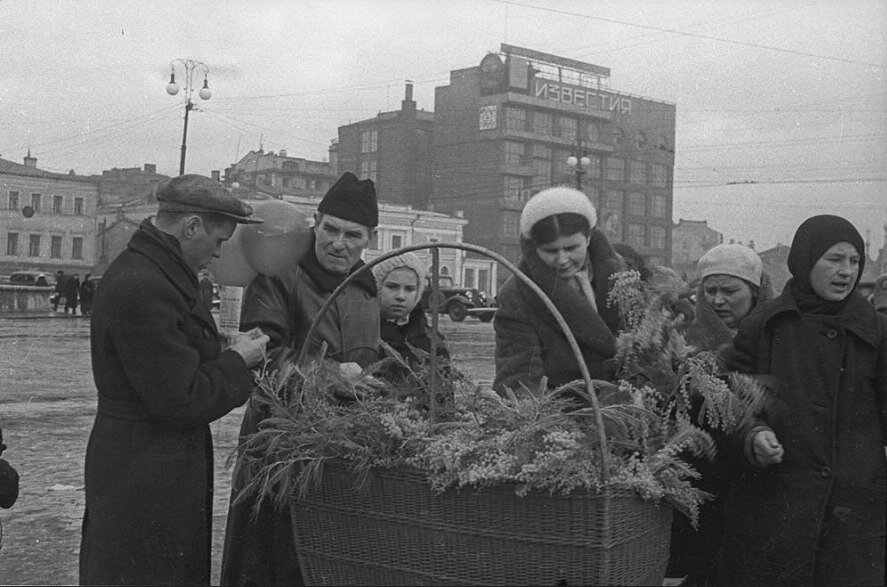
714, 215, 887, 586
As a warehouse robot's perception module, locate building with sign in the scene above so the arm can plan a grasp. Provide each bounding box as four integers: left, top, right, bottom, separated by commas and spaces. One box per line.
433, 44, 676, 287
0, 154, 99, 276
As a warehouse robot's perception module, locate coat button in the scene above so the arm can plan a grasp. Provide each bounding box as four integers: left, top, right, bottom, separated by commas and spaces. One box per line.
825, 329, 838, 339
820, 466, 832, 478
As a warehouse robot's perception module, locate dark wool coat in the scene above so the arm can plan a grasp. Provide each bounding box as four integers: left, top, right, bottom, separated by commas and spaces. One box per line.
714, 289, 887, 586
667, 273, 774, 586
378, 304, 450, 384
220, 244, 379, 587
80, 220, 254, 586
493, 229, 624, 395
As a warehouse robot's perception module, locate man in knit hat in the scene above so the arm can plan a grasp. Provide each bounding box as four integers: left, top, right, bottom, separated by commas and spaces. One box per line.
221, 171, 381, 587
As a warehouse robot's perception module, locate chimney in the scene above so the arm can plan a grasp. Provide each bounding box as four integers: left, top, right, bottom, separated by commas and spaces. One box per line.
401, 80, 416, 111
279, 149, 287, 158
211, 170, 221, 182
23, 149, 37, 168
144, 163, 157, 174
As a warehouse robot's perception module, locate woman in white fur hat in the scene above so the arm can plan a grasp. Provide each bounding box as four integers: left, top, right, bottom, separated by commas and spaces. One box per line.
493, 186, 624, 398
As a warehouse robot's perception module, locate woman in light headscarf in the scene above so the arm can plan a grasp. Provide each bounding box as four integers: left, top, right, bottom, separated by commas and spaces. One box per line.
714, 215, 887, 586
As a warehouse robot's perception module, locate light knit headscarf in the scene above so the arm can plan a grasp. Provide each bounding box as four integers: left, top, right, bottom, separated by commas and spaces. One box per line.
371, 251, 428, 299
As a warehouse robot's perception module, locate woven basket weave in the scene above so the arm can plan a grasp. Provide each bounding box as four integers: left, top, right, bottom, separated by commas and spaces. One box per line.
289, 461, 672, 586
287, 243, 673, 586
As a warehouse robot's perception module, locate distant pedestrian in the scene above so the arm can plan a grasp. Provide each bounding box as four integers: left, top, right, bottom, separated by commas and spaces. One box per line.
64, 273, 80, 314
53, 270, 66, 311
0, 425, 19, 510
79, 174, 269, 586
79, 274, 96, 317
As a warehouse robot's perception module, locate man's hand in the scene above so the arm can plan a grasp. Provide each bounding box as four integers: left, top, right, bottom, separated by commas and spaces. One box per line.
752, 429, 784, 466
228, 328, 270, 368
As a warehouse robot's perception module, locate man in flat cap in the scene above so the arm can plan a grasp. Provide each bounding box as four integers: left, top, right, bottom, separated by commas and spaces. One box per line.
221, 171, 380, 586
80, 174, 270, 586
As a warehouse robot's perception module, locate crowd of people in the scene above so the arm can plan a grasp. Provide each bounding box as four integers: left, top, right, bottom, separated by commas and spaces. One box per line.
3, 170, 878, 585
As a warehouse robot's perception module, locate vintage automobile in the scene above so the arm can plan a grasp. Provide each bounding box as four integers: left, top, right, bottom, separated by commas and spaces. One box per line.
9, 271, 53, 287
419, 275, 496, 322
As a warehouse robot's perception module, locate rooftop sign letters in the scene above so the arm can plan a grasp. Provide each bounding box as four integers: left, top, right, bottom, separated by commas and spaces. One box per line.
533, 79, 631, 115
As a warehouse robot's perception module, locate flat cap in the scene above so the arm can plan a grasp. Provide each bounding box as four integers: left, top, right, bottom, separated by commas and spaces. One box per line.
157, 174, 262, 224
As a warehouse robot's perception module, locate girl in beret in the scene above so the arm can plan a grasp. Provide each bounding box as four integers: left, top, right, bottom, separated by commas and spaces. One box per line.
714, 215, 887, 585
493, 186, 624, 398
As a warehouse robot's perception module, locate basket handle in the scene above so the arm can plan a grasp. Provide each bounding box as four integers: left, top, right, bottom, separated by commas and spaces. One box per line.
294, 242, 609, 482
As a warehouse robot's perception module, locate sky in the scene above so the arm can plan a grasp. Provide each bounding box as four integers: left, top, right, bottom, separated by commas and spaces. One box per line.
1, 0, 885, 254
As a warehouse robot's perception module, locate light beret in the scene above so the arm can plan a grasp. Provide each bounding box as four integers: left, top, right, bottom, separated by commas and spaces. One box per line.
519, 186, 597, 239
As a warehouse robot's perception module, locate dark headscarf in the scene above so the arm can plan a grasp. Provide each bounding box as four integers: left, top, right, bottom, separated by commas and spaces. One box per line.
787, 214, 865, 315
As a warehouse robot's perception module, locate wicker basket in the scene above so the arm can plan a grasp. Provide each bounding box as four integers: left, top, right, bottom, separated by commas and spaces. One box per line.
289, 461, 671, 586
287, 243, 673, 586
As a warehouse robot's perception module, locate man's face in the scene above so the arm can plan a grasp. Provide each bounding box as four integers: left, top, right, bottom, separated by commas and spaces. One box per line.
313, 213, 371, 275
182, 217, 237, 274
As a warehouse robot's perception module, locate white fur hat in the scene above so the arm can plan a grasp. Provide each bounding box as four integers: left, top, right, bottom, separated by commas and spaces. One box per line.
519, 186, 597, 239
372, 251, 428, 299
697, 243, 763, 286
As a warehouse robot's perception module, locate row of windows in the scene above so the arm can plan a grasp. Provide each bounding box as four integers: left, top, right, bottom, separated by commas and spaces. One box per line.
502, 181, 668, 219
503, 106, 668, 151
5, 233, 84, 260
502, 143, 668, 187
5, 191, 87, 215
359, 159, 379, 183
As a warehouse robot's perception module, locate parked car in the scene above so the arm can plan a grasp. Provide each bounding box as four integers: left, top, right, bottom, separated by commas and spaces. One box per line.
9, 271, 52, 287
420, 275, 496, 322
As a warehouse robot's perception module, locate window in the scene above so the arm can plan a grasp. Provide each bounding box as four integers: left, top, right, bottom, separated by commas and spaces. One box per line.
649, 226, 666, 249
584, 155, 601, 179
464, 267, 476, 288
503, 175, 522, 200
505, 107, 527, 132
556, 116, 577, 140
504, 141, 525, 166
6, 232, 19, 255
31, 193, 41, 213
651, 164, 667, 187
390, 233, 404, 249
533, 158, 552, 186
359, 159, 378, 183
501, 211, 520, 237
635, 131, 647, 149
74, 197, 84, 215
533, 112, 552, 136
606, 157, 625, 182
627, 224, 645, 248
650, 194, 667, 218
360, 129, 378, 153
51, 236, 62, 258
630, 161, 647, 184
586, 122, 600, 143
628, 193, 645, 216
8, 191, 19, 211
604, 190, 624, 212
52, 195, 63, 214
28, 234, 41, 257
368, 231, 380, 251
612, 127, 625, 145
554, 149, 572, 175
72, 237, 83, 260
478, 269, 490, 293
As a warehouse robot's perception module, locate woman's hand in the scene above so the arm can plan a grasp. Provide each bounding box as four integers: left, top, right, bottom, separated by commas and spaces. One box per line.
752, 429, 784, 466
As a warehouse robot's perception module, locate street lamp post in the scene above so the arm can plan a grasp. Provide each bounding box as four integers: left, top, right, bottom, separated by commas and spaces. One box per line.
565, 139, 591, 190
166, 59, 212, 175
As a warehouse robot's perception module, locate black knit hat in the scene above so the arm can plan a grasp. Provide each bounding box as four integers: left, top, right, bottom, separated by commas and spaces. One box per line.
318, 172, 378, 228
788, 214, 865, 291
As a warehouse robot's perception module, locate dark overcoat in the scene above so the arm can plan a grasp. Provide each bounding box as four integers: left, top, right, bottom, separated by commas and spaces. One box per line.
80, 220, 254, 586
714, 288, 887, 586
493, 229, 623, 394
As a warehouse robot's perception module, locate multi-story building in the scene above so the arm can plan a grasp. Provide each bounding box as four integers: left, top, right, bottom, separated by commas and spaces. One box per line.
336, 82, 435, 209
223, 149, 338, 199
0, 154, 99, 276
433, 44, 676, 288
671, 219, 724, 280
